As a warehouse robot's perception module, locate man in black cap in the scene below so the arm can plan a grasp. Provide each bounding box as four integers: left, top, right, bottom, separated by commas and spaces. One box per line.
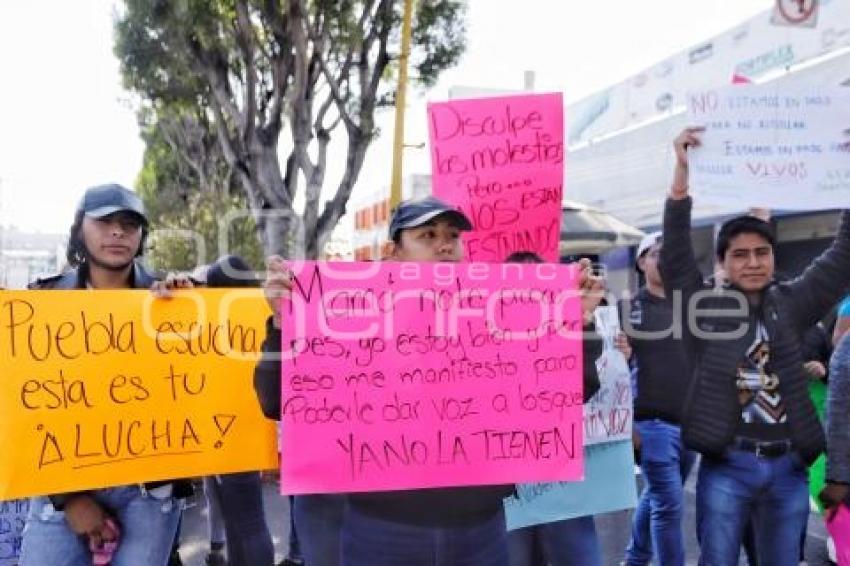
255, 195, 605, 566
340, 196, 515, 565
255, 196, 508, 566
383, 195, 473, 262
33, 183, 151, 289
21, 183, 191, 566
623, 231, 696, 566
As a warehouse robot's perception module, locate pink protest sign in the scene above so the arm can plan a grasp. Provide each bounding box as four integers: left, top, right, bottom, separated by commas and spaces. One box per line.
279, 261, 584, 494
827, 505, 850, 566
427, 93, 565, 263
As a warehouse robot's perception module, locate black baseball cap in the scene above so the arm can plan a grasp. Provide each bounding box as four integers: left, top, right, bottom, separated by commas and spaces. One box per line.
77, 183, 147, 223
388, 196, 472, 240
206, 255, 259, 288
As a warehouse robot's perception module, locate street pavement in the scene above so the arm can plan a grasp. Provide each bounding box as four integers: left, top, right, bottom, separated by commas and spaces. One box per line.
178, 464, 833, 565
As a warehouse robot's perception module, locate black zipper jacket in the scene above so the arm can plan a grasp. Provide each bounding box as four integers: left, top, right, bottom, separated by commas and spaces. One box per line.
661, 197, 850, 464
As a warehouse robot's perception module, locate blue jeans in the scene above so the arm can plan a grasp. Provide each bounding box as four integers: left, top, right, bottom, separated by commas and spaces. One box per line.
287, 495, 303, 561
341, 505, 509, 566
508, 516, 600, 566
212, 473, 275, 565
625, 419, 696, 566
696, 448, 809, 566
20, 485, 181, 566
293, 494, 345, 566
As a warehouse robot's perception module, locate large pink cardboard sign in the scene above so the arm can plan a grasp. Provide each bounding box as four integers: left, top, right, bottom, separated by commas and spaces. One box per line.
279, 261, 584, 494
428, 93, 565, 263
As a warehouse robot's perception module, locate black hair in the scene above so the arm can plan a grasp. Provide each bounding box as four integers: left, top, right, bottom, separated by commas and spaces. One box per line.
715, 215, 776, 260
505, 251, 544, 264
66, 210, 148, 267
206, 255, 258, 288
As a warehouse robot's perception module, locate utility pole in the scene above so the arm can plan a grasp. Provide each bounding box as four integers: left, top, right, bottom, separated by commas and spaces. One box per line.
389, 0, 414, 208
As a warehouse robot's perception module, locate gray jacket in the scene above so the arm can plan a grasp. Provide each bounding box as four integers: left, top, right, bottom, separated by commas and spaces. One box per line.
827, 334, 850, 482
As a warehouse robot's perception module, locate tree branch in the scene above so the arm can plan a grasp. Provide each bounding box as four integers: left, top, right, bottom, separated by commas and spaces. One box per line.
289, 0, 316, 180
234, 0, 258, 143
367, 0, 393, 102
260, 0, 294, 135
303, 2, 356, 132
186, 37, 243, 131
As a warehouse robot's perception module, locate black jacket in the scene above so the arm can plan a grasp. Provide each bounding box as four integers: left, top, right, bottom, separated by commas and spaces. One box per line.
661, 197, 850, 464
254, 317, 602, 526
31, 261, 193, 508
29, 261, 157, 290
624, 289, 692, 424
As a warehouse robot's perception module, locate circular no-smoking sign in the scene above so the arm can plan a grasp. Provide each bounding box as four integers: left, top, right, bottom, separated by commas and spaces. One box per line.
776, 0, 817, 24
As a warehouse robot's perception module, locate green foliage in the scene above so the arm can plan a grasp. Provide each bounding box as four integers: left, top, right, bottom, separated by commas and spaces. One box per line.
411, 0, 467, 88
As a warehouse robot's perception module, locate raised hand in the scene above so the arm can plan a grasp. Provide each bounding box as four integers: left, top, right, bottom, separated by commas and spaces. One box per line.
670, 127, 705, 200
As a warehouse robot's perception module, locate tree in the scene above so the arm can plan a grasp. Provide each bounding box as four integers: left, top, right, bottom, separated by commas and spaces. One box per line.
137, 104, 264, 271
116, 0, 466, 258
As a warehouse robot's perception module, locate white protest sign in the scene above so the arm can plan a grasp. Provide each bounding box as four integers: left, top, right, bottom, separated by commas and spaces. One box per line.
687, 85, 850, 210
584, 306, 632, 446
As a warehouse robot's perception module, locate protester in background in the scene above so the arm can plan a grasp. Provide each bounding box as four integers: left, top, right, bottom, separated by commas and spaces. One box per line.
801, 322, 833, 561
20, 183, 192, 566
198, 255, 276, 566
503, 250, 604, 566
663, 128, 850, 565
623, 232, 697, 566
254, 225, 359, 566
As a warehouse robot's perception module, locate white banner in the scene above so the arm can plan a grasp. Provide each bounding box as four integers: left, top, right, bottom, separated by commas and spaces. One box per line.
584, 306, 632, 446
687, 84, 850, 210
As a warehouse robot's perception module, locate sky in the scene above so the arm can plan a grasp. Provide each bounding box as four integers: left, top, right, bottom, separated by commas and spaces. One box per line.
0, 0, 773, 235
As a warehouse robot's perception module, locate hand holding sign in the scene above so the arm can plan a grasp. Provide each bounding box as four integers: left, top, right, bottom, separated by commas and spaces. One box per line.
150, 272, 195, 298
576, 258, 605, 325
64, 495, 118, 548
264, 255, 294, 329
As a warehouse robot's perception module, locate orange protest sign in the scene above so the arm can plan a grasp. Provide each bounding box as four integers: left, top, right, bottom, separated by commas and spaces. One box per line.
0, 289, 277, 500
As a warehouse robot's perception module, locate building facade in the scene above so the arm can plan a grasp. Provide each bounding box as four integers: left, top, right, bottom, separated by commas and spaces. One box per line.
350, 173, 432, 260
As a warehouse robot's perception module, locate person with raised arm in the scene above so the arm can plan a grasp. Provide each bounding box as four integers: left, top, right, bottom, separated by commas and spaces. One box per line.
661, 127, 850, 565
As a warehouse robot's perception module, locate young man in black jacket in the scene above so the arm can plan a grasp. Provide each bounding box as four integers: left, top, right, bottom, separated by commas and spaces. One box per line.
623, 232, 696, 566
20, 184, 192, 566
254, 196, 604, 566
662, 128, 850, 566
